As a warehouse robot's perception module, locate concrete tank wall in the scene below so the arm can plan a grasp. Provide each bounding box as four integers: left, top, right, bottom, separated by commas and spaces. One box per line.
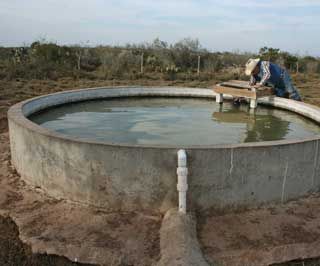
8, 87, 320, 212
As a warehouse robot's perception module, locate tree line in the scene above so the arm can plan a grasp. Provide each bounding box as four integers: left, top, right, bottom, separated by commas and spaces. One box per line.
0, 38, 319, 81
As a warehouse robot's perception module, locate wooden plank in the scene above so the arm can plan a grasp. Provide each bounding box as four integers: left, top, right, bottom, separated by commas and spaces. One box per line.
214, 79, 274, 100
214, 85, 256, 99
221, 80, 252, 89
221, 80, 273, 92
229, 80, 250, 85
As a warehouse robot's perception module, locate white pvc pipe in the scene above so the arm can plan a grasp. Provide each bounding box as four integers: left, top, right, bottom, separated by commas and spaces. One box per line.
177, 149, 188, 213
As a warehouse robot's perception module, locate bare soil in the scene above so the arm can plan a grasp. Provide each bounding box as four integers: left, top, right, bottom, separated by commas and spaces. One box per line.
198, 196, 320, 266
0, 215, 95, 266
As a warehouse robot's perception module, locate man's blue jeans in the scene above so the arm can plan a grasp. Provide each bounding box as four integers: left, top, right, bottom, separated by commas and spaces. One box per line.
275, 71, 301, 101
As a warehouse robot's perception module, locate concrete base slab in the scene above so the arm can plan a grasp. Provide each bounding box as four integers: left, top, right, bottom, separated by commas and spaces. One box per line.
198, 194, 320, 266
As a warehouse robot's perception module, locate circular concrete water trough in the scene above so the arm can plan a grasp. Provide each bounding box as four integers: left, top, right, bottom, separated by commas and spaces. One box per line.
7, 87, 320, 212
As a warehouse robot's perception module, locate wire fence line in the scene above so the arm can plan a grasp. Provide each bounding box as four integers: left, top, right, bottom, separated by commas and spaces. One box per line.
0, 39, 319, 80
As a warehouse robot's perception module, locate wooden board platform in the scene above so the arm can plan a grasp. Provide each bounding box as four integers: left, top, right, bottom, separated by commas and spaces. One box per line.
213, 80, 274, 100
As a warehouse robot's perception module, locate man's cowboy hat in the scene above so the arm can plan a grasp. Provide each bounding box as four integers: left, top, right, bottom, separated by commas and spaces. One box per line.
245, 58, 260, 76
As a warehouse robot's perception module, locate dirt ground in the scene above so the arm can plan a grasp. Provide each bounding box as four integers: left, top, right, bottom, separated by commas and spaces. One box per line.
0, 215, 95, 266
198, 195, 320, 266
1, 75, 320, 265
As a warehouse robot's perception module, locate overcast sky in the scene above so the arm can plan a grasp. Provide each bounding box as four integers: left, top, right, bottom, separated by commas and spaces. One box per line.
0, 0, 319, 55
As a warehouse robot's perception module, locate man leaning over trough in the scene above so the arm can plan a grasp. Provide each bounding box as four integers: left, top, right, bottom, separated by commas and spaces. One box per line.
245, 58, 302, 101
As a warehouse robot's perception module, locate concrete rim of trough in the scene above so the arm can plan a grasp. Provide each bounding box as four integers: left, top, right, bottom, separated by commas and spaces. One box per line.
7, 86, 320, 149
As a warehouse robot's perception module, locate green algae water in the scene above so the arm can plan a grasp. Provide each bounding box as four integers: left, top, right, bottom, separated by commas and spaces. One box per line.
29, 98, 320, 145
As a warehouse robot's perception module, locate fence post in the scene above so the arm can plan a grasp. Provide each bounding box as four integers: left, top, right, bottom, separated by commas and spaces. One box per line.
141, 53, 144, 74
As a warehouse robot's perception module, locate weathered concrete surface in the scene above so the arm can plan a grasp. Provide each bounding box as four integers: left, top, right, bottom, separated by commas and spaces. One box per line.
198, 194, 320, 266
7, 87, 320, 212
188, 140, 320, 211
156, 208, 209, 266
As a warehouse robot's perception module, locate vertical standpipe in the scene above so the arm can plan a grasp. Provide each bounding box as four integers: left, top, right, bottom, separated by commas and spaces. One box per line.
177, 149, 188, 213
